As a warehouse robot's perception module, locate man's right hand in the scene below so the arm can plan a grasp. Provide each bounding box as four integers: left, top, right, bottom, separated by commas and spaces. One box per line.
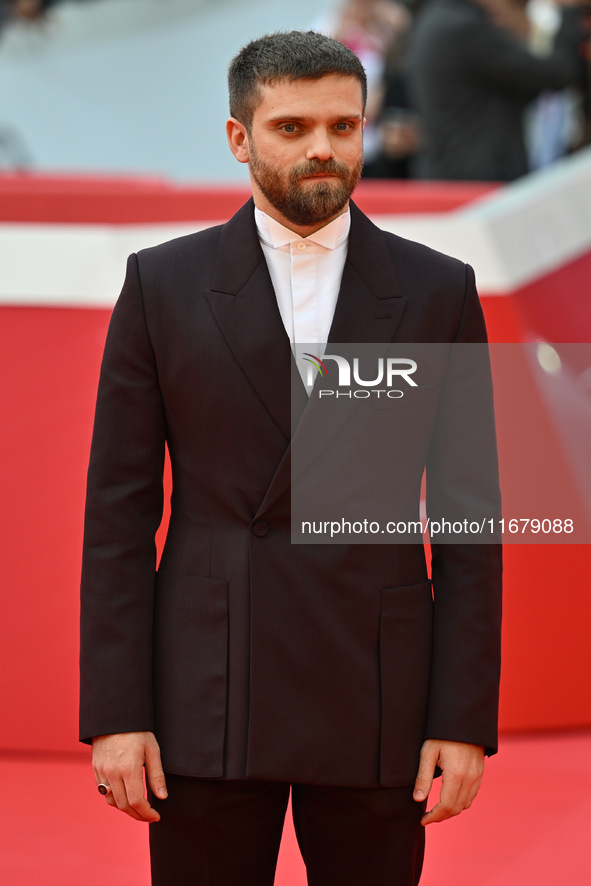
92, 731, 168, 822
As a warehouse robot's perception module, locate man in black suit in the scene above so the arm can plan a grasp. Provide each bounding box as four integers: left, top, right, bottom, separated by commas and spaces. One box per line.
80, 30, 502, 886
409, 0, 590, 181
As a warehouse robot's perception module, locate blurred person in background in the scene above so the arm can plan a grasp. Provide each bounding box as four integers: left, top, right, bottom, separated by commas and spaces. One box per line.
408, 0, 590, 181
526, 0, 591, 167
0, 0, 93, 167
315, 0, 412, 162
361, 71, 421, 177
0, 0, 56, 166
1, 0, 55, 26
362, 9, 422, 179
0, 0, 94, 35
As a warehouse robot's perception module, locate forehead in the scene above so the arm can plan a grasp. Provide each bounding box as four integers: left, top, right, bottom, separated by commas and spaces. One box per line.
253, 74, 364, 121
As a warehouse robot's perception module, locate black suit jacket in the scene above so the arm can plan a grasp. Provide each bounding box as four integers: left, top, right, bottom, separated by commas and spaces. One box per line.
79, 199, 502, 787
408, 0, 588, 181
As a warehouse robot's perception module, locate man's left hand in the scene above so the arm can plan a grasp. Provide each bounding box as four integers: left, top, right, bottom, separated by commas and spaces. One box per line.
413, 739, 485, 826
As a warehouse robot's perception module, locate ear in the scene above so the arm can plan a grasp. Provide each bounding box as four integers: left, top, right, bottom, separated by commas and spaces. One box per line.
226, 117, 250, 164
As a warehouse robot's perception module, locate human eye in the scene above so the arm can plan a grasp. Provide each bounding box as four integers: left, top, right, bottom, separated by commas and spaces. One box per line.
280, 122, 299, 133
334, 121, 353, 132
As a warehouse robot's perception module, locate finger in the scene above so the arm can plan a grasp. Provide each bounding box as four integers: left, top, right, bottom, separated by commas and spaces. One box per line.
421, 802, 457, 825
452, 774, 482, 818
421, 770, 479, 825
104, 773, 135, 817
119, 765, 161, 823
94, 770, 121, 811
104, 765, 160, 823
111, 778, 158, 822
145, 739, 168, 800
124, 780, 161, 823
94, 766, 115, 808
450, 754, 484, 807
413, 742, 438, 802
422, 792, 474, 825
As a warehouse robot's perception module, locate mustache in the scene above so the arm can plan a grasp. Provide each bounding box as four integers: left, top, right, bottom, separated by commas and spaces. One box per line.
293, 159, 350, 178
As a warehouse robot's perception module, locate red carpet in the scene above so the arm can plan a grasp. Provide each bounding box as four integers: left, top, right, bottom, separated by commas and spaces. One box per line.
1, 731, 589, 885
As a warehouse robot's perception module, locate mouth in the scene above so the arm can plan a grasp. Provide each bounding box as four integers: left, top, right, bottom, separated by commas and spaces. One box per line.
301, 173, 340, 181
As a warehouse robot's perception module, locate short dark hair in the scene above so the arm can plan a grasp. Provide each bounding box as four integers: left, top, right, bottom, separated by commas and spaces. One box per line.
228, 31, 367, 130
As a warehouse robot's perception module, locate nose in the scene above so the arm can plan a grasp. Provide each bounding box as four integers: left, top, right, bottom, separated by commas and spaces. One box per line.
306, 127, 335, 162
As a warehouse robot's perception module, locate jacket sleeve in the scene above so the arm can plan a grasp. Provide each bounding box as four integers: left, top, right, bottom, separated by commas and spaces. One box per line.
79, 254, 166, 744
425, 264, 503, 755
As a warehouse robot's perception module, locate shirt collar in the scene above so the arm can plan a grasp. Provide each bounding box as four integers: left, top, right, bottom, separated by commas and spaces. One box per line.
254, 205, 350, 250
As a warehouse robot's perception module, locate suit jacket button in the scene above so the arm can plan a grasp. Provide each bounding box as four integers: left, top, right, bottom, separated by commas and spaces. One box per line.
252, 520, 268, 537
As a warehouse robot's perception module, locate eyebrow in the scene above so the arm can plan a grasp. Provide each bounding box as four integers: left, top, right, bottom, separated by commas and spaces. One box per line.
266, 113, 364, 124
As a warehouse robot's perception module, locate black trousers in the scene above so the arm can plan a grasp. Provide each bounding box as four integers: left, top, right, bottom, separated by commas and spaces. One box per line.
148, 775, 426, 886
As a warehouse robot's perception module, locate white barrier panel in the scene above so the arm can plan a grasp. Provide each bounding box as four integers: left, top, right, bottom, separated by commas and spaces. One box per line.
1, 146, 591, 307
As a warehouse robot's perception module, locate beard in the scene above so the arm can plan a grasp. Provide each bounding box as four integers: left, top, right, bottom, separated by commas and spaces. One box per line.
248, 140, 363, 227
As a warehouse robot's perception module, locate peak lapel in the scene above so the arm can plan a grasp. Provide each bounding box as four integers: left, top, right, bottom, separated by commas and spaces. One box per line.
205, 200, 307, 441
327, 201, 407, 345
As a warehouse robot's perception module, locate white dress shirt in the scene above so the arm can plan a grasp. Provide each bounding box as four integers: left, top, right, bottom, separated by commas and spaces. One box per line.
255, 204, 350, 337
